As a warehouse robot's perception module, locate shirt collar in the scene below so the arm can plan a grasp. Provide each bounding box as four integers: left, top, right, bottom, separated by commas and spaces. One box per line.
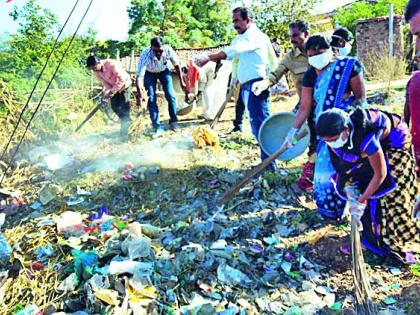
292, 47, 304, 58
150, 46, 167, 60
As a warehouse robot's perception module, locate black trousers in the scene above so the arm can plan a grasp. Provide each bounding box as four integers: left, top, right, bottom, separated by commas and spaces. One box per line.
110, 88, 131, 122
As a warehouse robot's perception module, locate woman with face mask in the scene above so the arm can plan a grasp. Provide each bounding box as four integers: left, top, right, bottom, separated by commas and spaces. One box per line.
330, 27, 354, 57
316, 105, 419, 263
282, 34, 366, 219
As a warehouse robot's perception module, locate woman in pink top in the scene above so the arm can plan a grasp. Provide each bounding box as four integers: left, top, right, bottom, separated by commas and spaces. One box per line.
86, 55, 132, 138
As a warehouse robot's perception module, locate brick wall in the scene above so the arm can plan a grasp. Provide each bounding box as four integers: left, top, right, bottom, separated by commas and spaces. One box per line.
356, 15, 404, 66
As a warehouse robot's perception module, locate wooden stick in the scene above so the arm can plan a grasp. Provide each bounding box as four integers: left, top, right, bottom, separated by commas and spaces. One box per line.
217, 129, 309, 205
210, 86, 236, 129
351, 219, 377, 314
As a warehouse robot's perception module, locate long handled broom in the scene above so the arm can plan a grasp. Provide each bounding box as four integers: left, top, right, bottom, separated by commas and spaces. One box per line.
345, 188, 378, 314
351, 218, 378, 314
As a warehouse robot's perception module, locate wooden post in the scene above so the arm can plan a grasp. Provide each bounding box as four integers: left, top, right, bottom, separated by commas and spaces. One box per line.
389, 4, 394, 57
90, 70, 94, 92
116, 49, 120, 61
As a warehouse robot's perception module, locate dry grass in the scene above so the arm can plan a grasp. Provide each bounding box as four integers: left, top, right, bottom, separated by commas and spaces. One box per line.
364, 51, 407, 83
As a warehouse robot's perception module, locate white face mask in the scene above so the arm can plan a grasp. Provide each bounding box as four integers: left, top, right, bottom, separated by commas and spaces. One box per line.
325, 132, 348, 149
308, 50, 333, 70
337, 42, 352, 56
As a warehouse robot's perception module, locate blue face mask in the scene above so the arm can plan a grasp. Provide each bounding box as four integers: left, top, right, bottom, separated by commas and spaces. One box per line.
337, 42, 352, 56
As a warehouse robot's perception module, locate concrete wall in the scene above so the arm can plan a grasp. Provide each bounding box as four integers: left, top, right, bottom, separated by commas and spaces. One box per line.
356, 15, 404, 66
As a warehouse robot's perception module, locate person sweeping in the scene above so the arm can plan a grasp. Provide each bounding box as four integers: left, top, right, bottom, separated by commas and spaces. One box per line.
315, 105, 419, 263
86, 55, 132, 139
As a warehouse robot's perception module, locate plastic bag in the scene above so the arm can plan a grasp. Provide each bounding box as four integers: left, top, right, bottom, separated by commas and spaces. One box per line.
71, 249, 98, 280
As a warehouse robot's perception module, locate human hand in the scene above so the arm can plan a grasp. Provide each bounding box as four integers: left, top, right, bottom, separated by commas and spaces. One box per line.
102, 90, 113, 102
251, 79, 270, 96
194, 55, 210, 67
348, 200, 366, 230
283, 128, 299, 148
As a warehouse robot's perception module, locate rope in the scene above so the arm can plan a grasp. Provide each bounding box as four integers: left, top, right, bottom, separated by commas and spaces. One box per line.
0, 0, 94, 186
0, 0, 81, 163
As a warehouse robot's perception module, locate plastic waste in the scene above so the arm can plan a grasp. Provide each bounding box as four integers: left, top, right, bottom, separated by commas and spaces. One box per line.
121, 235, 151, 260
88, 274, 110, 292
0, 213, 12, 267
14, 304, 43, 315
139, 224, 160, 238
38, 184, 60, 205
108, 260, 153, 276
57, 273, 79, 292
217, 264, 252, 287
55, 211, 84, 236
128, 222, 142, 237
71, 249, 99, 280
91, 205, 109, 221
35, 245, 54, 263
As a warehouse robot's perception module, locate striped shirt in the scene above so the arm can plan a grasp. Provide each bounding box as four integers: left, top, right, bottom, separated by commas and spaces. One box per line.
136, 45, 180, 77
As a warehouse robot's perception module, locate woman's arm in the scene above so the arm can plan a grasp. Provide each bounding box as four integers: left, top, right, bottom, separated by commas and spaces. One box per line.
349, 73, 366, 101
358, 148, 387, 203
293, 86, 313, 129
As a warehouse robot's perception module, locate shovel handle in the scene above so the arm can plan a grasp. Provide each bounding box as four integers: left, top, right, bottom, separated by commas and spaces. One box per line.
210, 86, 237, 129
217, 129, 309, 205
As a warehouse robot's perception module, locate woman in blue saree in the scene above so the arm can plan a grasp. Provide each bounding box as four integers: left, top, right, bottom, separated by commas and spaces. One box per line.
283, 35, 366, 219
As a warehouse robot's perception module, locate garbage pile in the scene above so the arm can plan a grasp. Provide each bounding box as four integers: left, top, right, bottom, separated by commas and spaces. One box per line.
0, 196, 345, 315
0, 121, 418, 314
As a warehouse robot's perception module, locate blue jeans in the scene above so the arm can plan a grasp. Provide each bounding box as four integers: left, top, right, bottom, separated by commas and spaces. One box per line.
240, 79, 276, 170
144, 68, 178, 129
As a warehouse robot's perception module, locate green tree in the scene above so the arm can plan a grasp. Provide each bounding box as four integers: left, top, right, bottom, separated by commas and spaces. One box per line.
334, 0, 407, 35
251, 0, 321, 46
127, 0, 234, 50
0, 0, 96, 93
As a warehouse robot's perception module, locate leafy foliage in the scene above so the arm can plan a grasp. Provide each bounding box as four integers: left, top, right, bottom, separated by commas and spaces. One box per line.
251, 0, 321, 46
334, 0, 407, 35
0, 0, 95, 95
127, 0, 235, 49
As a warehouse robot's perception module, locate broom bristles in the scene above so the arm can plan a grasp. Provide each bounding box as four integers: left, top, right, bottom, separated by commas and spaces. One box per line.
351, 219, 378, 314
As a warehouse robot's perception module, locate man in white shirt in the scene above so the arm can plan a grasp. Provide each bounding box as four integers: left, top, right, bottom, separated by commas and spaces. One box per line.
195, 7, 277, 169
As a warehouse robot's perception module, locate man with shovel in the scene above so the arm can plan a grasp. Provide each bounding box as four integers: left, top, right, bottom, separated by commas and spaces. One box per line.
194, 6, 278, 170
86, 55, 132, 139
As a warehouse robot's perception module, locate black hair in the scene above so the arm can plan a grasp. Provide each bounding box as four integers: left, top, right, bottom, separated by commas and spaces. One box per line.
331, 27, 353, 46
151, 36, 164, 47
233, 7, 252, 20
405, 0, 420, 21
305, 34, 330, 52
316, 110, 347, 138
289, 20, 309, 33
317, 100, 381, 153
86, 55, 100, 67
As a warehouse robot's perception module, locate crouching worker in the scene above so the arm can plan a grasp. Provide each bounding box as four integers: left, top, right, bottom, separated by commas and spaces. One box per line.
86, 55, 132, 138
316, 105, 419, 263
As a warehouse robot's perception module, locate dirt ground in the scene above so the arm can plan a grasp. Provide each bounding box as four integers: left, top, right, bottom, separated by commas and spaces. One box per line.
0, 84, 419, 314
